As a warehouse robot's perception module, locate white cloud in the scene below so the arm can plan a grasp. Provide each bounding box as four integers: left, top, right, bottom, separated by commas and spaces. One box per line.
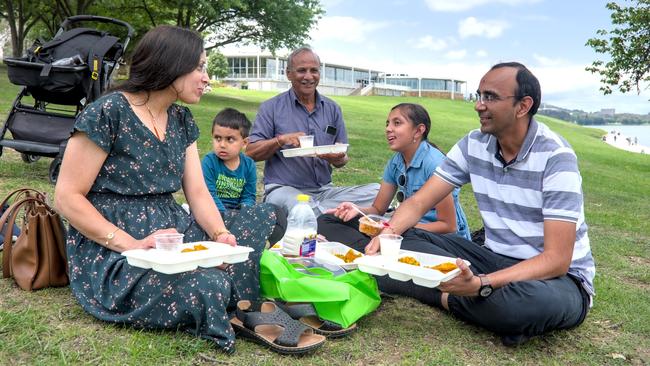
458, 17, 508, 39
425, 0, 541, 12
476, 50, 488, 57
531, 64, 600, 95
445, 49, 467, 60
310, 16, 389, 44
533, 54, 567, 67
413, 35, 448, 51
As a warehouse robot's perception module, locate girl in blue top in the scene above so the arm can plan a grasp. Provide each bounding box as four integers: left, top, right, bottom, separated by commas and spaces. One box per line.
318, 103, 470, 251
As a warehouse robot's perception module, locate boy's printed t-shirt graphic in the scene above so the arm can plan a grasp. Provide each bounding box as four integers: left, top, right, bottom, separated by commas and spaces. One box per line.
215, 174, 245, 199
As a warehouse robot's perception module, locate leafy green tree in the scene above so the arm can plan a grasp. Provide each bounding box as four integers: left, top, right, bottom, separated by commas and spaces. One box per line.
124, 0, 323, 52
37, 0, 98, 36
0, 0, 43, 56
207, 50, 227, 79
586, 0, 650, 96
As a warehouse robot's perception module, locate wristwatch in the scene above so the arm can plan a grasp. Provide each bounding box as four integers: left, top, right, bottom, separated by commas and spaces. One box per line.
478, 274, 493, 298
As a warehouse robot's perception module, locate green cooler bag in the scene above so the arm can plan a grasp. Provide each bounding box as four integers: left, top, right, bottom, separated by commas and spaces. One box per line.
259, 250, 381, 328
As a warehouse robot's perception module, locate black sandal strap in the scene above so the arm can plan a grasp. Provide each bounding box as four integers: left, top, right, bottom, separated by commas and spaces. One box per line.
275, 302, 345, 331
237, 302, 310, 347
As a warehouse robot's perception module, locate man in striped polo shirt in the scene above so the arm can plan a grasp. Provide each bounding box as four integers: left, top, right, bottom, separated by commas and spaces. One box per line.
366, 62, 595, 346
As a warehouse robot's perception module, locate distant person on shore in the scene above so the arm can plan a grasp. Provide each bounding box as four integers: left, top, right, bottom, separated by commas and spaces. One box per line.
246, 47, 379, 216
366, 62, 595, 346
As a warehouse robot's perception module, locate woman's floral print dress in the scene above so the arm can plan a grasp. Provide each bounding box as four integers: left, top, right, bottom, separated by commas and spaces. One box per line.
66, 92, 275, 352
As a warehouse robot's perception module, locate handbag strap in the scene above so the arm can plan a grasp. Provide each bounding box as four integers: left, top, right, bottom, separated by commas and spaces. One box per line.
0, 188, 45, 210
1, 196, 59, 279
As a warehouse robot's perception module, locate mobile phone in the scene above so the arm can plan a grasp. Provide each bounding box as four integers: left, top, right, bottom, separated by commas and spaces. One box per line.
325, 125, 337, 135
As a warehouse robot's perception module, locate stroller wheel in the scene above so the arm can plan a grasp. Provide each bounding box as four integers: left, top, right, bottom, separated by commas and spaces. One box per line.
21, 153, 41, 163
49, 158, 62, 184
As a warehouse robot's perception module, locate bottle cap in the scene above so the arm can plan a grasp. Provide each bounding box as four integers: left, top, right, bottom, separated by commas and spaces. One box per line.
296, 194, 310, 202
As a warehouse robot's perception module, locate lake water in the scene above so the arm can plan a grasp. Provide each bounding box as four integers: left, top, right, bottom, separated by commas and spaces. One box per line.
587, 125, 650, 147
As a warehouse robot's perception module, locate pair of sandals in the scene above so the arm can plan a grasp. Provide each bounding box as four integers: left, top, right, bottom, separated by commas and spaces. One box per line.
230, 300, 357, 354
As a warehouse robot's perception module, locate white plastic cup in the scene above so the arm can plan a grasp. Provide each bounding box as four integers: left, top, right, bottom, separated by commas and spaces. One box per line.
154, 233, 184, 251
299, 135, 314, 148
379, 234, 402, 260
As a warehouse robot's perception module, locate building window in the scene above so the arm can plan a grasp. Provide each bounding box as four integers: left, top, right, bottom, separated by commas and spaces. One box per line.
246, 57, 257, 78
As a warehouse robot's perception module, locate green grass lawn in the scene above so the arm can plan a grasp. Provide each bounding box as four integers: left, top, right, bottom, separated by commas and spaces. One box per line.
1, 65, 649, 365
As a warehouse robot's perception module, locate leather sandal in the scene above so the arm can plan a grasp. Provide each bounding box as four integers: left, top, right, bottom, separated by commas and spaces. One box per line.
230, 300, 326, 354
275, 301, 357, 338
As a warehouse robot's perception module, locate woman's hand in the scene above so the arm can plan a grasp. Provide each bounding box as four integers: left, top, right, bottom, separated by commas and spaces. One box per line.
115, 228, 178, 252
325, 202, 360, 222
216, 232, 237, 247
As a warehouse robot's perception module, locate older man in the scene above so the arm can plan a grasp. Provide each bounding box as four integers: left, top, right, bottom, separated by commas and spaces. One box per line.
367, 62, 595, 346
246, 47, 379, 215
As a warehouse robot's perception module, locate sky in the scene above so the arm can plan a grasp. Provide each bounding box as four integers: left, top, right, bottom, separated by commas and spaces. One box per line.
231, 0, 649, 115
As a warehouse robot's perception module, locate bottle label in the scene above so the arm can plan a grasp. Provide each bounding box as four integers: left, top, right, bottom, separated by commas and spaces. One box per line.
299, 234, 317, 257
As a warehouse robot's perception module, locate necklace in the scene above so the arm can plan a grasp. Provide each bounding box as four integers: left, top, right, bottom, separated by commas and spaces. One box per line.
144, 102, 163, 140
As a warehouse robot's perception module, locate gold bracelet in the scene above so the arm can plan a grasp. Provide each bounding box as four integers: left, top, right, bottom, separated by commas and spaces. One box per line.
275, 136, 282, 148
105, 227, 120, 246
212, 228, 231, 241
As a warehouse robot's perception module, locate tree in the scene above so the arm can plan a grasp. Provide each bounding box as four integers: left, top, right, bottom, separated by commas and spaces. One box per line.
0, 20, 9, 59
0, 0, 43, 57
207, 50, 227, 79
132, 0, 323, 52
586, 0, 650, 96
37, 0, 98, 36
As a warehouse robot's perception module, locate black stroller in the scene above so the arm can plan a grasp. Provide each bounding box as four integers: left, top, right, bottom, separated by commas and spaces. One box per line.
0, 15, 134, 183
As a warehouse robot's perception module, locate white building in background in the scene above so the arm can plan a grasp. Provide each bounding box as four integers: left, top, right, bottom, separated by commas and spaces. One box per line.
220, 51, 465, 100
599, 108, 615, 117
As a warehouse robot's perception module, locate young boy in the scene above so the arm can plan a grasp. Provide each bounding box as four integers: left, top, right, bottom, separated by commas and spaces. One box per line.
202, 108, 287, 244
201, 108, 257, 212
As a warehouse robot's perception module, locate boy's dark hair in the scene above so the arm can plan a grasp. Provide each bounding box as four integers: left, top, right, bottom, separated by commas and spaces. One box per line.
212, 108, 252, 137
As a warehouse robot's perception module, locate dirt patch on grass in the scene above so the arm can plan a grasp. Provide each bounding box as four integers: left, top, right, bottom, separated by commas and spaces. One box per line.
618, 276, 650, 291
627, 255, 650, 267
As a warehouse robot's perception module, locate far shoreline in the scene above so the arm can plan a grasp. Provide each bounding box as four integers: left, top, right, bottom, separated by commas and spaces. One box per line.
600, 130, 648, 154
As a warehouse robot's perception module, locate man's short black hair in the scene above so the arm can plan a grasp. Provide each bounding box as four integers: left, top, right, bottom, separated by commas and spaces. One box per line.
212, 108, 251, 138
490, 62, 541, 116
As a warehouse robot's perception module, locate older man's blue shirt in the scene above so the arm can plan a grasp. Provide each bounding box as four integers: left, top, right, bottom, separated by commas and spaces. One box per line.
249, 88, 347, 188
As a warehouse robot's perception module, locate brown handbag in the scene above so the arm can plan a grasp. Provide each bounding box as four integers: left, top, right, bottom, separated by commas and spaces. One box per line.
0, 188, 69, 291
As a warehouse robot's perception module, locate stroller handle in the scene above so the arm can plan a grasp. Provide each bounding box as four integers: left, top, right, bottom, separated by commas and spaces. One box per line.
60, 15, 135, 39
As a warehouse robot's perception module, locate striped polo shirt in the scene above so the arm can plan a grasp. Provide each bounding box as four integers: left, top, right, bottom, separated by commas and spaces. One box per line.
434, 118, 595, 297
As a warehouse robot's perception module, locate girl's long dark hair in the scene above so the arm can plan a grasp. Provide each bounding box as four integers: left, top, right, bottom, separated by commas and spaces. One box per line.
390, 103, 442, 153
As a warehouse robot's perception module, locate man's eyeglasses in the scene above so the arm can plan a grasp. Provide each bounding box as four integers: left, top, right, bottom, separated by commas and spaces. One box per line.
196, 62, 208, 74
396, 173, 406, 203
476, 91, 518, 105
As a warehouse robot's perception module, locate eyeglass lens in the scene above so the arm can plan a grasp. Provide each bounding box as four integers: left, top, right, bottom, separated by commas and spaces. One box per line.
396, 190, 404, 203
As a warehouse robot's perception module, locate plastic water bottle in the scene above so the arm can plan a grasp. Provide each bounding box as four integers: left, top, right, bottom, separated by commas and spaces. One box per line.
52, 54, 84, 66
282, 194, 318, 257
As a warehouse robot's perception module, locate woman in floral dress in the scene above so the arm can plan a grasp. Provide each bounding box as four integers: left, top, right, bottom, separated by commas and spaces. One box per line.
54, 25, 275, 353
